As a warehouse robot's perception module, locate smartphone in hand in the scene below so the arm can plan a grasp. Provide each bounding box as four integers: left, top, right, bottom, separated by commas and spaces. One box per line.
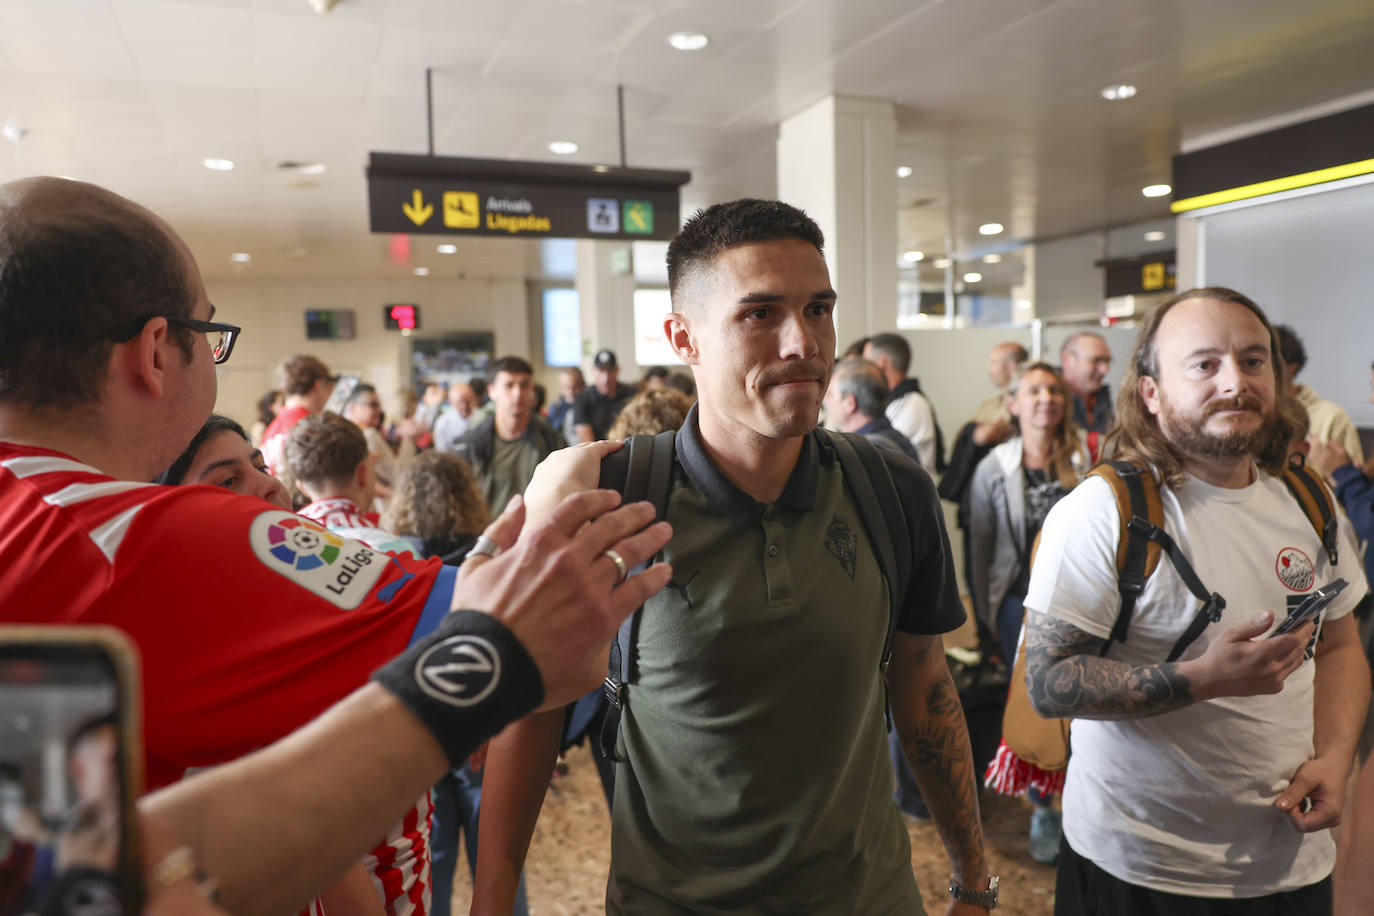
0, 626, 144, 916
1271, 578, 1349, 637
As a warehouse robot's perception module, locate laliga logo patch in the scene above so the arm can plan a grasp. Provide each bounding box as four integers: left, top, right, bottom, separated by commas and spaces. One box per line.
415, 636, 501, 707
250, 511, 387, 609
1275, 547, 1315, 592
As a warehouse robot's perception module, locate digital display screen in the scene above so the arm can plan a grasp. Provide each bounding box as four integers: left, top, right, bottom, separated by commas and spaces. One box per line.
384, 304, 421, 331
305, 309, 356, 340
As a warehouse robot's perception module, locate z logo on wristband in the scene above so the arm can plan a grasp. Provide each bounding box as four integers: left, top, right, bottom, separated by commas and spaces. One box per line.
414, 636, 502, 707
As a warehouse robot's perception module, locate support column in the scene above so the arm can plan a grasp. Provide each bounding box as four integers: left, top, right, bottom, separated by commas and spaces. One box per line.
574, 240, 639, 377
777, 94, 899, 352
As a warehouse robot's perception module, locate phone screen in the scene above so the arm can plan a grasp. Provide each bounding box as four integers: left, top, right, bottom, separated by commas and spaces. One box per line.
0, 635, 140, 916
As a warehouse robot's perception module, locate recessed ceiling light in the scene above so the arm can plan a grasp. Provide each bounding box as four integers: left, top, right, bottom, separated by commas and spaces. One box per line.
203, 158, 235, 171
548, 140, 579, 155
1100, 84, 1137, 101
592, 164, 610, 173
978, 223, 1004, 236
896, 166, 913, 178
982, 253, 1002, 264
1142, 184, 1172, 198
1144, 230, 1167, 242
437, 243, 458, 254
413, 266, 430, 276
902, 250, 924, 262
933, 257, 952, 269
229, 252, 251, 263
667, 31, 709, 51
963, 272, 983, 283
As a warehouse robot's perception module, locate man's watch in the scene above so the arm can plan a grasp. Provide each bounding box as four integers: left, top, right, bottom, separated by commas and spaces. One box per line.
949, 875, 999, 910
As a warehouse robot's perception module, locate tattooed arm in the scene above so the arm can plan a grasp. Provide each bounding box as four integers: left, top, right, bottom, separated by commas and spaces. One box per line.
1023, 608, 1317, 721
888, 632, 989, 893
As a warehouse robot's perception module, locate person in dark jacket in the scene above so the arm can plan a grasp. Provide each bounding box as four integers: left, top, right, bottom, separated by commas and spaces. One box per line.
453, 355, 564, 514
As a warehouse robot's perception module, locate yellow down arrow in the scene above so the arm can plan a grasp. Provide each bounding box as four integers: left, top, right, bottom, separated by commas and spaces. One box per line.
402, 189, 434, 226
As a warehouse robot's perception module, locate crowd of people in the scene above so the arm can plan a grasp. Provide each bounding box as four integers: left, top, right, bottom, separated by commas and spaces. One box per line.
2, 176, 1374, 916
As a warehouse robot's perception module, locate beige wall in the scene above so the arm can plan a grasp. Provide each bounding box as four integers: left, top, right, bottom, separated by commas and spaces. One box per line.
208, 275, 530, 428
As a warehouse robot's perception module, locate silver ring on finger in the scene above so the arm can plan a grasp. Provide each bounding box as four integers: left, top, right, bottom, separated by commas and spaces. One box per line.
602, 548, 629, 584
467, 535, 501, 559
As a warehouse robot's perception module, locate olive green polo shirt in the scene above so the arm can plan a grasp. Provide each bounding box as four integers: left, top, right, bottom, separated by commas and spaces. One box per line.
607, 410, 966, 915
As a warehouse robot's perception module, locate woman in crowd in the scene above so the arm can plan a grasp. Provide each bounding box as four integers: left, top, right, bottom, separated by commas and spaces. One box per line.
248, 389, 283, 448
156, 415, 290, 509
607, 387, 693, 441
968, 362, 1087, 865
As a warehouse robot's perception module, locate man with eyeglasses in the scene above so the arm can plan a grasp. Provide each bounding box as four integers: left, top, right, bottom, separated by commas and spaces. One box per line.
0, 176, 675, 916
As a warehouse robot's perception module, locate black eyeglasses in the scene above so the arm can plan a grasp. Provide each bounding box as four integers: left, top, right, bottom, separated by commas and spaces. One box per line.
106, 314, 242, 364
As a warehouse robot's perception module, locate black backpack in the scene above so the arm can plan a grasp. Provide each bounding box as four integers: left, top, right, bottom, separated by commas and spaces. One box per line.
589, 427, 916, 760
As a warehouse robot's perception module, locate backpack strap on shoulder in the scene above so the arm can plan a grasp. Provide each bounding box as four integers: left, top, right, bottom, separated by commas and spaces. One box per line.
827, 431, 909, 676
596, 430, 676, 762
1087, 461, 1164, 654
1086, 461, 1225, 661
1283, 454, 1339, 566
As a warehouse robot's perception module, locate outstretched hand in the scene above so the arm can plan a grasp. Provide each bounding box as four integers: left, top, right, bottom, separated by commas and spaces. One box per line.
455, 490, 672, 709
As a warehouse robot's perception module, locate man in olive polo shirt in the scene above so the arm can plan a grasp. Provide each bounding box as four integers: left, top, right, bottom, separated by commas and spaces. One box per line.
474, 200, 995, 915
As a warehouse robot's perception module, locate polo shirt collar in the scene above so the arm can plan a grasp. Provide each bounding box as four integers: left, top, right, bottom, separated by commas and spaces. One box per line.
675, 403, 819, 522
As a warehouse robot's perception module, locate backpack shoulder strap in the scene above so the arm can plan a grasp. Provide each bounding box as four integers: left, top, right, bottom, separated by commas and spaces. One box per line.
1086, 461, 1164, 653
826, 431, 910, 676
1085, 461, 1226, 661
1283, 456, 1339, 566
596, 430, 676, 762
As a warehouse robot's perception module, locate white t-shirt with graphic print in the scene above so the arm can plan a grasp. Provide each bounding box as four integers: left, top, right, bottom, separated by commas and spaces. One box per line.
1026, 468, 1366, 898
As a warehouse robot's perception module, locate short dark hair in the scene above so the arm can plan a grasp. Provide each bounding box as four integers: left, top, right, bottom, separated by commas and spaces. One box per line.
286, 411, 369, 489
644, 365, 669, 380
842, 337, 871, 359
1274, 324, 1307, 374
865, 333, 911, 376
346, 383, 378, 405
0, 179, 193, 408
666, 199, 825, 302
156, 415, 249, 485
489, 355, 533, 378
276, 354, 334, 397
256, 390, 282, 426
832, 357, 890, 418
67, 712, 117, 759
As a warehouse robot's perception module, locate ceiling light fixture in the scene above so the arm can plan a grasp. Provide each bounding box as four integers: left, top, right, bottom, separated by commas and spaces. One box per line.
902, 250, 924, 262
437, 244, 457, 254
203, 158, 235, 171
1144, 230, 1167, 242
1100, 84, 1137, 101
963, 272, 983, 283
548, 141, 579, 155
413, 267, 430, 276
1142, 184, 1172, 198
933, 257, 952, 269
667, 31, 709, 51
896, 166, 913, 178
982, 253, 1002, 264
978, 222, 1004, 235
229, 252, 251, 263
592, 165, 610, 173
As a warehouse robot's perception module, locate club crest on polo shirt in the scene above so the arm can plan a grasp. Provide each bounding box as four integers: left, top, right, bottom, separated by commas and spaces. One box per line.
1275, 547, 1315, 592
826, 517, 858, 580
249, 511, 387, 608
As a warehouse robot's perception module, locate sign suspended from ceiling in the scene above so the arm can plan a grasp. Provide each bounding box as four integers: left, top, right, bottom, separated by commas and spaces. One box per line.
366, 152, 691, 242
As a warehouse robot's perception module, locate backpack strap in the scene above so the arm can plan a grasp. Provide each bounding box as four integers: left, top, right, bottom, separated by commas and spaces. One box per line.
1283, 454, 1339, 566
1087, 461, 1164, 653
596, 430, 676, 762
1087, 461, 1224, 661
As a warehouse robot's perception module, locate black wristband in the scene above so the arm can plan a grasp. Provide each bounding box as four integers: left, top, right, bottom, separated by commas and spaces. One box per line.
372, 610, 545, 766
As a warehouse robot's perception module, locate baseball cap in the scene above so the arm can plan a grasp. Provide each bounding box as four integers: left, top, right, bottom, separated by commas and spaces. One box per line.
593, 348, 618, 370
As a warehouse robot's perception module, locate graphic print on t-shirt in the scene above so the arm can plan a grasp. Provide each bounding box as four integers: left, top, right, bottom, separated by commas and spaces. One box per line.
825, 517, 857, 580
1275, 547, 1315, 591
249, 511, 387, 608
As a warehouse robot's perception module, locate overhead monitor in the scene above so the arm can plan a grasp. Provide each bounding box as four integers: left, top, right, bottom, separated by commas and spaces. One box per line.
384, 303, 421, 331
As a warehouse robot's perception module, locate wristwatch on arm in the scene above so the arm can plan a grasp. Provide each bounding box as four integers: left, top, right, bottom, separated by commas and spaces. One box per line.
949, 874, 999, 910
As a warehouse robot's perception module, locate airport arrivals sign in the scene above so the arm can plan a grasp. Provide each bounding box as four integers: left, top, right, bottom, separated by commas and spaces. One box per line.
366, 152, 690, 242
